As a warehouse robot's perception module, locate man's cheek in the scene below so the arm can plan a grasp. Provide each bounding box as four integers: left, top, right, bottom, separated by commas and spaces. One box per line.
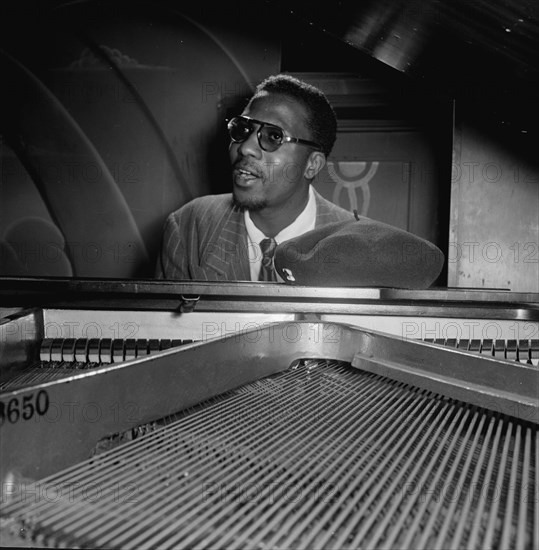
262, 160, 278, 183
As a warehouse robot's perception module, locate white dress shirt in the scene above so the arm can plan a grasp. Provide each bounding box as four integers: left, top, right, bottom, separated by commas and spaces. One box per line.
244, 185, 317, 281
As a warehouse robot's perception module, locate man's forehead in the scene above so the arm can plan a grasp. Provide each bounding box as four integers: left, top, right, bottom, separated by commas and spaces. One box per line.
242, 92, 309, 131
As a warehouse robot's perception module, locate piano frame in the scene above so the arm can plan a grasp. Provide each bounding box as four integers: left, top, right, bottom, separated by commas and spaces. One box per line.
1, 277, 538, 480
1, 278, 538, 549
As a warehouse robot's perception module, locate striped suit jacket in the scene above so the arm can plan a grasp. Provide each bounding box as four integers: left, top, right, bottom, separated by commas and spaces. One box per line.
156, 189, 354, 281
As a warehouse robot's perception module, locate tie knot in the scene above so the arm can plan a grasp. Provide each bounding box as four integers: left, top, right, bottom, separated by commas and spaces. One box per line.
260, 237, 277, 257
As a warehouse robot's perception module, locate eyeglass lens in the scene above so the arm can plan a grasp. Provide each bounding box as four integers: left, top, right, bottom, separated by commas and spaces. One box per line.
229, 118, 283, 152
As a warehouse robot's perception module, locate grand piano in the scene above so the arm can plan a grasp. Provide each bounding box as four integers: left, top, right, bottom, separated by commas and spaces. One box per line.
1, 279, 538, 549
1, 0, 538, 549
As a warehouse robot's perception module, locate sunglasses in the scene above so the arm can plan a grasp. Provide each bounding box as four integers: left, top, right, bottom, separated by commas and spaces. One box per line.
227, 116, 322, 153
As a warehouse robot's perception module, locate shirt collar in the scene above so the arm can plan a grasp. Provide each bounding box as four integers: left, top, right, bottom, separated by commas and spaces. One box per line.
244, 185, 317, 245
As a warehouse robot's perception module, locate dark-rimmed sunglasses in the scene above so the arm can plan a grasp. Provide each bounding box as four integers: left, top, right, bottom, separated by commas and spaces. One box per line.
227, 115, 322, 152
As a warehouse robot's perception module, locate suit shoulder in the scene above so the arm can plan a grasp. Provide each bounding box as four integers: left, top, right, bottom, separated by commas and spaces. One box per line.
168, 194, 234, 220
313, 190, 355, 222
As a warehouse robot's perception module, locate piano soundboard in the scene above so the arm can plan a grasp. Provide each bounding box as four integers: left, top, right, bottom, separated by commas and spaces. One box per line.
1, 279, 538, 549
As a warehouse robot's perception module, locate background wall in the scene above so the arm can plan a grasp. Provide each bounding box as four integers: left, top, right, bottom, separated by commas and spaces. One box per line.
0, 1, 280, 278
3, 0, 535, 291
291, 73, 450, 255
449, 114, 539, 292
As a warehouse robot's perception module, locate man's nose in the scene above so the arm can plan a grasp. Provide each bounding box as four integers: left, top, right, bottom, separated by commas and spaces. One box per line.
237, 128, 262, 158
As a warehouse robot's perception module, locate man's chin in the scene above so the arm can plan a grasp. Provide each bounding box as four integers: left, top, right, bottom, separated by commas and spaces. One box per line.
232, 191, 267, 211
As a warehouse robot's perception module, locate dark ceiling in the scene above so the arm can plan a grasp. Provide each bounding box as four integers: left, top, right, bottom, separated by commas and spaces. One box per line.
273, 0, 538, 157
1, 0, 538, 156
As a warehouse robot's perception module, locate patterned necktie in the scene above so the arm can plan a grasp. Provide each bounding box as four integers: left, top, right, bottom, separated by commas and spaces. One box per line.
258, 238, 278, 282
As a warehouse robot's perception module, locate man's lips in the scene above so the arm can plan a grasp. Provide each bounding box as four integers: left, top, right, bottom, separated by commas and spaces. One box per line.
233, 165, 262, 184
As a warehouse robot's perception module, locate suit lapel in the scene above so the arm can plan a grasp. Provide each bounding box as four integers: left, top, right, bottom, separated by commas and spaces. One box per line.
200, 204, 251, 280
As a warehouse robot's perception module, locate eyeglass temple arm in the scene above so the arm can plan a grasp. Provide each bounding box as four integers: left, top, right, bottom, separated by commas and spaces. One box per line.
227, 116, 322, 150
284, 136, 322, 149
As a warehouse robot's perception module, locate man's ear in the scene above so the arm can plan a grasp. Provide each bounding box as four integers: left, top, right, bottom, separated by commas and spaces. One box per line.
304, 151, 326, 180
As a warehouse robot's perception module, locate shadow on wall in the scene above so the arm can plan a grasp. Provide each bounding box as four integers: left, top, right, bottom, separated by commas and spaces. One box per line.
0, 0, 279, 278
1, 217, 72, 276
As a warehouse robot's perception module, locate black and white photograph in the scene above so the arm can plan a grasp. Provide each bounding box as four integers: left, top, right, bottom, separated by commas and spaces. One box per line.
0, 0, 538, 548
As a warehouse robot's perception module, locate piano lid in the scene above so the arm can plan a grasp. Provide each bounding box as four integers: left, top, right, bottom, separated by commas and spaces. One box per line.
272, 0, 539, 151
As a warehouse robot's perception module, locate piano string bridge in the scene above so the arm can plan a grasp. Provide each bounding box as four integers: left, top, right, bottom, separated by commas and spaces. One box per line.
0, 338, 195, 391
2, 334, 536, 393
39, 337, 195, 364
38, 335, 539, 367
425, 337, 539, 365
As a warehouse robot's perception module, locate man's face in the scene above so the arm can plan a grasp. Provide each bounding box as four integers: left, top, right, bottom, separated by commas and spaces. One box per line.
229, 92, 315, 211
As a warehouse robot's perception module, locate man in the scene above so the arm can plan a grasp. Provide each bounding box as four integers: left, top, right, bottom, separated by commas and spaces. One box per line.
156, 74, 353, 281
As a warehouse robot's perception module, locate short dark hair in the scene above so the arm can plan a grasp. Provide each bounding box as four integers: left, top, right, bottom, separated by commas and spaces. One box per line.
253, 74, 337, 157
